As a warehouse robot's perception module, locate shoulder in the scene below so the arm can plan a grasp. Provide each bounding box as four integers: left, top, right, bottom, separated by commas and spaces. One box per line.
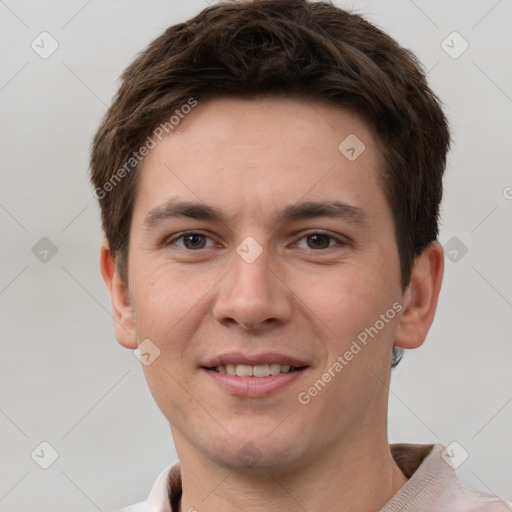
114, 502, 146, 512
114, 461, 179, 512
439, 478, 512, 511
386, 444, 511, 512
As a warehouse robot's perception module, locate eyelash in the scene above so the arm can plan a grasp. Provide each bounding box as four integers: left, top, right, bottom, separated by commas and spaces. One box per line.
164, 231, 348, 251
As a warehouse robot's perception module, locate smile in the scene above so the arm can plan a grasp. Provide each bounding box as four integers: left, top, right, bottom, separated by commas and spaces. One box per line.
208, 363, 302, 377
203, 366, 308, 398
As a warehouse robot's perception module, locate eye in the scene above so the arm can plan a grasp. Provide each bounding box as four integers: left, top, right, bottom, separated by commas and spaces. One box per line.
165, 231, 347, 251
295, 232, 346, 250
166, 232, 215, 250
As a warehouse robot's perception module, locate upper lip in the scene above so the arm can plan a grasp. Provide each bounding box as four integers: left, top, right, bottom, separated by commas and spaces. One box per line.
201, 352, 309, 368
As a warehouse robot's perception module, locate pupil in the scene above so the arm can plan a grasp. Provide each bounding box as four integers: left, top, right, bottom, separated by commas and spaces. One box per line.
185, 234, 204, 249
309, 234, 328, 249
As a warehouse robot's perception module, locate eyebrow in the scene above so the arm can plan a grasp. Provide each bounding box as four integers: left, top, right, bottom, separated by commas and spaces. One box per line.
142, 198, 369, 230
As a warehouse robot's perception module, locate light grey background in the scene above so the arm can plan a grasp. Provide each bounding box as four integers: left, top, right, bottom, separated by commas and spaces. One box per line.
1, 0, 511, 510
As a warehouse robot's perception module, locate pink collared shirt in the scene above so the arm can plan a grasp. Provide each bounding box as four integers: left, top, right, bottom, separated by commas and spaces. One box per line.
117, 444, 511, 512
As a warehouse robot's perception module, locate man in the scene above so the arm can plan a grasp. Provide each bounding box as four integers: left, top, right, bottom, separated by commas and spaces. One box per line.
90, 0, 510, 510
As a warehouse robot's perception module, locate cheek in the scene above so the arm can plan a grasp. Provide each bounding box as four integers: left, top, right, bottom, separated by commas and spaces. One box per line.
131, 260, 195, 324
141, 357, 198, 427
129, 262, 218, 359
302, 261, 398, 351
132, 280, 176, 335
309, 262, 372, 311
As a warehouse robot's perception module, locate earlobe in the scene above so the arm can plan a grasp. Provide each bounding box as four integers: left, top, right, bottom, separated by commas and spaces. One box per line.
394, 241, 444, 350
99, 239, 138, 349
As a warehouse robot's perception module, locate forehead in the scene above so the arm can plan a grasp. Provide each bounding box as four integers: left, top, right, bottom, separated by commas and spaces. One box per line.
154, 96, 379, 162
132, 97, 388, 228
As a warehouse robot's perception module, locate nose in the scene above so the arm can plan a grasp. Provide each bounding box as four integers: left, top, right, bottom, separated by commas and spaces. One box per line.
212, 245, 293, 332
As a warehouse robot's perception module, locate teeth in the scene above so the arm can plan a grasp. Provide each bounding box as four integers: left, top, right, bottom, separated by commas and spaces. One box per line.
269, 363, 282, 375
236, 364, 253, 377
252, 364, 270, 377
213, 363, 297, 377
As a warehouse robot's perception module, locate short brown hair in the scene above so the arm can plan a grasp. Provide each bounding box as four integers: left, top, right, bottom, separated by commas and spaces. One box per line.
90, 0, 450, 363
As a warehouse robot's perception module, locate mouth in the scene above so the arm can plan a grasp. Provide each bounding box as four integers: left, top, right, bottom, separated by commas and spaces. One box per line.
205, 363, 305, 377
201, 354, 309, 397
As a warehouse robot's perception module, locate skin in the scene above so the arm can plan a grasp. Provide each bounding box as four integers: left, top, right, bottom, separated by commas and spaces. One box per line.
101, 97, 444, 512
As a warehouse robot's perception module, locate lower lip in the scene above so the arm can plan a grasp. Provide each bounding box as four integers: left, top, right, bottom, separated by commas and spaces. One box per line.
203, 368, 307, 398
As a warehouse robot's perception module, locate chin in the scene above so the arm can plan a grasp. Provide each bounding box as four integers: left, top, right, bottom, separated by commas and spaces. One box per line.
205, 433, 309, 476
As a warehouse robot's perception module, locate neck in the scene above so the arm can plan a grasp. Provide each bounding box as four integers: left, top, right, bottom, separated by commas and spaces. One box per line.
174, 433, 408, 512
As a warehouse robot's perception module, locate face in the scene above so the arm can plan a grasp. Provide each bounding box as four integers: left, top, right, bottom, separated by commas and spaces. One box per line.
123, 97, 406, 473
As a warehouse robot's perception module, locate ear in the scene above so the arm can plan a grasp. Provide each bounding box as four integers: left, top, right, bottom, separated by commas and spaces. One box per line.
394, 241, 444, 349
99, 238, 138, 349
